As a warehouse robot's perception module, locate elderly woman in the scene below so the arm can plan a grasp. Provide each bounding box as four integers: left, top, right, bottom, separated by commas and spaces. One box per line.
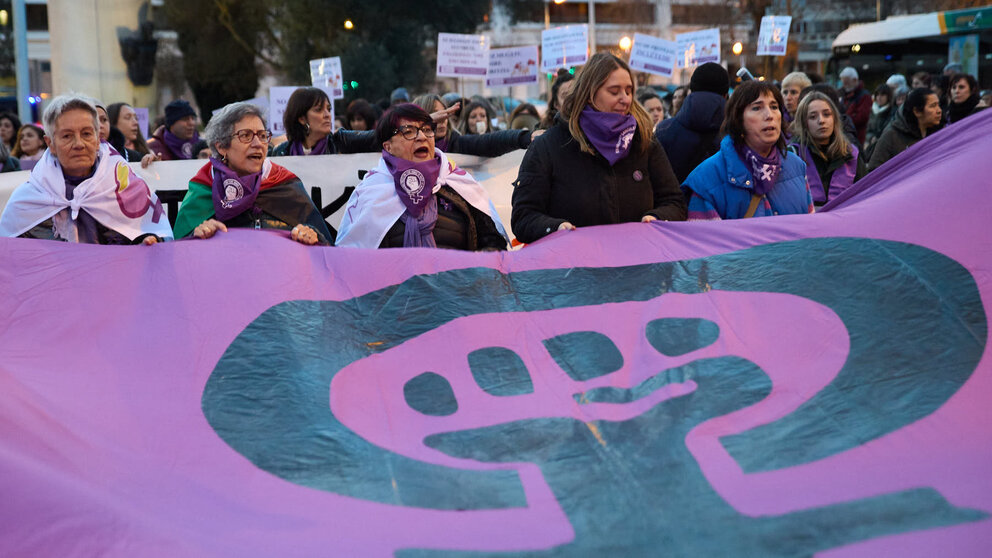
780, 71, 811, 123
172, 102, 331, 245
947, 73, 985, 124
413, 94, 535, 158
336, 103, 507, 250
11, 123, 45, 171
682, 80, 813, 220
0, 95, 171, 244
510, 53, 685, 243
147, 99, 199, 161
271, 87, 334, 156
789, 91, 865, 207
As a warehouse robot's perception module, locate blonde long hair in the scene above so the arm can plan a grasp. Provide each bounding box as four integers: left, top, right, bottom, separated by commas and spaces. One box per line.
560, 53, 653, 156
790, 91, 852, 160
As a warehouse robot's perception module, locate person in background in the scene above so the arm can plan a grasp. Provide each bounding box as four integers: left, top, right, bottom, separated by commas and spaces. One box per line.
801, 83, 861, 150
346, 99, 377, 131
334, 115, 347, 131
12, 123, 45, 171
509, 103, 541, 130
669, 86, 688, 117
838, 67, 871, 144
780, 71, 811, 122
886, 74, 908, 92
390, 87, 410, 106
864, 84, 894, 158
147, 99, 199, 161
172, 102, 331, 245
911, 71, 932, 90
511, 52, 685, 243
682, 80, 812, 220
979, 90, 992, 109
893, 85, 910, 108
270, 87, 334, 156
656, 62, 729, 184
789, 91, 865, 208
0, 94, 170, 244
413, 94, 535, 158
461, 99, 496, 135
336, 103, 507, 250
540, 70, 575, 129
636, 88, 666, 129
867, 88, 942, 172
106, 102, 151, 157
0, 112, 22, 153
946, 73, 985, 124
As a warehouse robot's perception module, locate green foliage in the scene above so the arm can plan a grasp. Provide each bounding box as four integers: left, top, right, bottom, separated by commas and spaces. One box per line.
163, 0, 269, 119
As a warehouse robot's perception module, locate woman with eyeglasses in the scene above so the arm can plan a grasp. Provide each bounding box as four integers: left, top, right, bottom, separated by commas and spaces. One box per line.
336, 103, 508, 250
173, 102, 332, 245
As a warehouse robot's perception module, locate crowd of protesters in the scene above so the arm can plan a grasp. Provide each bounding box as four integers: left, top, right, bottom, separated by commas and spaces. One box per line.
0, 55, 986, 250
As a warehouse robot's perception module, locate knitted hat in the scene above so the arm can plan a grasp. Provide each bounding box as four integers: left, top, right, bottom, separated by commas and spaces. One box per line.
689, 63, 730, 96
164, 100, 196, 128
390, 87, 410, 105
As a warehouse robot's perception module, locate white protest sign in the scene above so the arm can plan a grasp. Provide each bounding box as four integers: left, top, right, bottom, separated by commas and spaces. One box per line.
541, 25, 589, 72
134, 108, 149, 140
757, 16, 792, 56
628, 33, 677, 78
676, 28, 721, 68
309, 57, 344, 99
268, 86, 334, 136
486, 46, 539, 87
436, 33, 490, 78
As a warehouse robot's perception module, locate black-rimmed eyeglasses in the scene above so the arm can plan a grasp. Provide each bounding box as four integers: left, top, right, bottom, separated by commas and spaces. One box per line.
393, 124, 435, 140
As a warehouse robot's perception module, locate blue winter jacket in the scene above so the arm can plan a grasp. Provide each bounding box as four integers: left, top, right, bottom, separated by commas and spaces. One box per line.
682, 135, 813, 220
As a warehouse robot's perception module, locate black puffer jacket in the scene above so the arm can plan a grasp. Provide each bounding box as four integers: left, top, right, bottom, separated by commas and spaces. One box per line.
379, 185, 506, 250
655, 91, 725, 183
867, 108, 923, 172
511, 120, 686, 244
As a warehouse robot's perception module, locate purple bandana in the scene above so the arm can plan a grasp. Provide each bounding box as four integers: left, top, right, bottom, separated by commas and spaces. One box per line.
288, 136, 329, 156
209, 157, 262, 221
739, 145, 782, 196
163, 129, 199, 160
578, 106, 637, 166
382, 150, 441, 219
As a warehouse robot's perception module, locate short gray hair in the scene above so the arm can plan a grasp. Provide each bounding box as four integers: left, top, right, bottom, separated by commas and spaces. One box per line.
839, 67, 859, 80
43, 94, 99, 135
886, 74, 908, 90
203, 102, 267, 157
781, 72, 811, 90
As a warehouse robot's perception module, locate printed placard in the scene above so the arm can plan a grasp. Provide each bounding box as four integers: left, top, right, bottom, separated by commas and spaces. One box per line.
629, 33, 677, 77
134, 107, 149, 140
269, 86, 334, 136
541, 25, 589, 72
676, 28, 721, 68
486, 46, 539, 87
436, 33, 490, 78
756, 16, 792, 56
309, 56, 344, 99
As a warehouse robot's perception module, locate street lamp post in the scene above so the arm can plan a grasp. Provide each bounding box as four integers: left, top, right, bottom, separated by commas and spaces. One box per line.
13, 0, 29, 124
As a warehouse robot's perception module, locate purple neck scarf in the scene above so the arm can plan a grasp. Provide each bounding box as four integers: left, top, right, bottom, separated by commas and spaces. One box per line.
288, 135, 329, 156
578, 106, 637, 166
738, 144, 782, 196
163, 129, 199, 160
210, 157, 263, 221
382, 150, 441, 219
435, 136, 449, 152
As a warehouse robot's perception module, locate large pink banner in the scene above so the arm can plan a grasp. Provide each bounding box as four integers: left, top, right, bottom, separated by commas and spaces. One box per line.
1, 111, 990, 556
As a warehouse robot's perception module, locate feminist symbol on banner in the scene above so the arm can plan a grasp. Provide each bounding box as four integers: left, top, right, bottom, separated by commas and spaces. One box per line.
203, 238, 987, 555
